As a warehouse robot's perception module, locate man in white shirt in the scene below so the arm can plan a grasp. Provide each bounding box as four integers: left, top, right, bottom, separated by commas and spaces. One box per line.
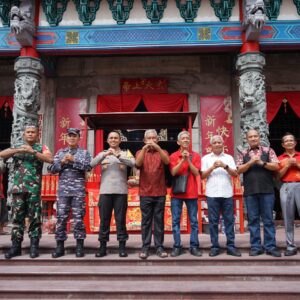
201, 135, 241, 257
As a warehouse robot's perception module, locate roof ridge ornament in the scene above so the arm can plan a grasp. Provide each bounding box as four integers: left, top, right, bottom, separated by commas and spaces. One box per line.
0, 0, 19, 26
42, 0, 69, 27
176, 0, 201, 23
294, 0, 300, 15
108, 0, 134, 25
73, 0, 101, 26
142, 0, 167, 24
264, 0, 282, 20
210, 0, 235, 22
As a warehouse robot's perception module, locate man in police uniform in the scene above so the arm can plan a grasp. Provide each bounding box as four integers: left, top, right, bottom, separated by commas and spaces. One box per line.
48, 128, 92, 258
0, 125, 53, 259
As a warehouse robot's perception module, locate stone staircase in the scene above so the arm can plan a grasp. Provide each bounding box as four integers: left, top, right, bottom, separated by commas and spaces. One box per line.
1, 247, 300, 299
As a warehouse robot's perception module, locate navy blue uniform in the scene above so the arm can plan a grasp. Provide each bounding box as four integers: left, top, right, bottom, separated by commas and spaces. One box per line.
48, 147, 92, 241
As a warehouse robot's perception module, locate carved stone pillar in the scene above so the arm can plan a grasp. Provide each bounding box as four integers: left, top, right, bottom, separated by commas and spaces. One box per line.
11, 56, 43, 147
236, 52, 269, 148
6, 56, 43, 203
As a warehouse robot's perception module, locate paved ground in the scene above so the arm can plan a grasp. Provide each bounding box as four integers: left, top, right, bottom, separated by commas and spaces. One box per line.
1, 224, 299, 252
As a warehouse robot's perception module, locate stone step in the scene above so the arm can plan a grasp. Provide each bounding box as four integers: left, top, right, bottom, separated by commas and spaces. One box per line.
1, 253, 300, 266
1, 265, 300, 281
0, 280, 300, 299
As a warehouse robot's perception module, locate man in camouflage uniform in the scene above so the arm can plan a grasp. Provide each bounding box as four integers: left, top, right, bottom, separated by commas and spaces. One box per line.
48, 128, 91, 258
0, 125, 53, 259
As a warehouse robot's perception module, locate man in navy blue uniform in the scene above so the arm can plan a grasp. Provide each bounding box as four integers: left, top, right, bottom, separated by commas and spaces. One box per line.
48, 128, 91, 258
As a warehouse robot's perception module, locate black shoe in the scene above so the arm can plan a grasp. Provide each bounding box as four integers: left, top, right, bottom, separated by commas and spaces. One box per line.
52, 240, 65, 258
95, 241, 107, 257
156, 247, 168, 258
29, 238, 40, 258
266, 248, 281, 257
249, 248, 264, 256
119, 241, 128, 258
190, 247, 202, 257
227, 248, 241, 257
209, 248, 220, 257
139, 250, 149, 259
75, 239, 85, 257
170, 247, 182, 257
5, 240, 22, 259
284, 249, 297, 256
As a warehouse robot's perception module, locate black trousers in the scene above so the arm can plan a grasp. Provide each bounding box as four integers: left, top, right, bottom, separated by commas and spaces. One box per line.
98, 194, 128, 242
140, 196, 166, 250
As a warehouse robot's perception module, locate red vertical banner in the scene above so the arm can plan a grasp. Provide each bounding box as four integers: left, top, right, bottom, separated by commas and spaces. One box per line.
200, 96, 234, 155
55, 98, 87, 152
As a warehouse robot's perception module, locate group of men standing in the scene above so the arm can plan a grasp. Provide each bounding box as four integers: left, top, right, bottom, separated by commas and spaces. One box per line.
0, 125, 299, 260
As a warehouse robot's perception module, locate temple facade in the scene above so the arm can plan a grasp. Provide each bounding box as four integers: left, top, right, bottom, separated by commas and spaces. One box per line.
0, 1, 299, 181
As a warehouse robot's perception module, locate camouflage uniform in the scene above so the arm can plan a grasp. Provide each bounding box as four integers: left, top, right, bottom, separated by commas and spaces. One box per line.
48, 146, 92, 241
10, 143, 45, 242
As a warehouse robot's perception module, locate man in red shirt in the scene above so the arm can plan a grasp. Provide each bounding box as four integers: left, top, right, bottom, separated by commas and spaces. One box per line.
169, 131, 201, 257
278, 133, 300, 256
136, 129, 169, 259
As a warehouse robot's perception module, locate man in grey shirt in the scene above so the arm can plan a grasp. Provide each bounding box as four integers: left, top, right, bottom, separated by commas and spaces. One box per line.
91, 131, 135, 257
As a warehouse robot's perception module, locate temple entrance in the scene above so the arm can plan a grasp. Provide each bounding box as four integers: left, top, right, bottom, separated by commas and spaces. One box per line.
269, 102, 300, 155
0, 98, 13, 230
268, 93, 300, 221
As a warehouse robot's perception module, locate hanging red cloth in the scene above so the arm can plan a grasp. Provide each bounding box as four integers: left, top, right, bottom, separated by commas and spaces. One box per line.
267, 92, 300, 123
143, 94, 188, 112
0, 96, 13, 110
97, 95, 142, 112
95, 94, 142, 158
95, 93, 189, 154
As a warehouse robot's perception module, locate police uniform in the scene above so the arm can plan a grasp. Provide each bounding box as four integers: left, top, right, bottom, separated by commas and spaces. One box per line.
91, 149, 135, 242
48, 146, 92, 241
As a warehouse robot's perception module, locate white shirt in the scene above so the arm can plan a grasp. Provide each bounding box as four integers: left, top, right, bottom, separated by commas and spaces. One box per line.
201, 152, 236, 198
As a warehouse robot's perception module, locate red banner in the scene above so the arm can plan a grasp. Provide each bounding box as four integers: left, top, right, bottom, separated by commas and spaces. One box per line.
200, 96, 234, 155
55, 98, 87, 152
120, 78, 168, 94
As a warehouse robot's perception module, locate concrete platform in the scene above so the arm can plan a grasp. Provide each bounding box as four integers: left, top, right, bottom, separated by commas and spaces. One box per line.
0, 225, 298, 252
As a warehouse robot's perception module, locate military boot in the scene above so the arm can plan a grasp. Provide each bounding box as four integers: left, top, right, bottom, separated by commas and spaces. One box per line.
119, 241, 128, 258
52, 240, 65, 258
95, 241, 107, 257
75, 239, 84, 257
29, 238, 40, 258
5, 240, 22, 259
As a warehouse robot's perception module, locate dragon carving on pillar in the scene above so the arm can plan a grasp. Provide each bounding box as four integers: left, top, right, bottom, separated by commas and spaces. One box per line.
243, 0, 266, 41
236, 53, 269, 148
10, 0, 35, 46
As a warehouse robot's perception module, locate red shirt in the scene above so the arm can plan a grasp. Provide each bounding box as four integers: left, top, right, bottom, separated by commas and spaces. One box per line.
169, 150, 201, 199
137, 149, 168, 197
278, 151, 300, 182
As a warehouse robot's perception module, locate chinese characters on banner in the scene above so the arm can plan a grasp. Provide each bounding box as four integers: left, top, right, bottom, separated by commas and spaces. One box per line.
120, 78, 168, 94
55, 98, 87, 152
200, 96, 234, 155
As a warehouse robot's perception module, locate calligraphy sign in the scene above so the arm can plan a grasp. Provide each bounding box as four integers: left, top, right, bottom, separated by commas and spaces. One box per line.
200, 96, 234, 155
120, 78, 168, 94
55, 98, 87, 152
